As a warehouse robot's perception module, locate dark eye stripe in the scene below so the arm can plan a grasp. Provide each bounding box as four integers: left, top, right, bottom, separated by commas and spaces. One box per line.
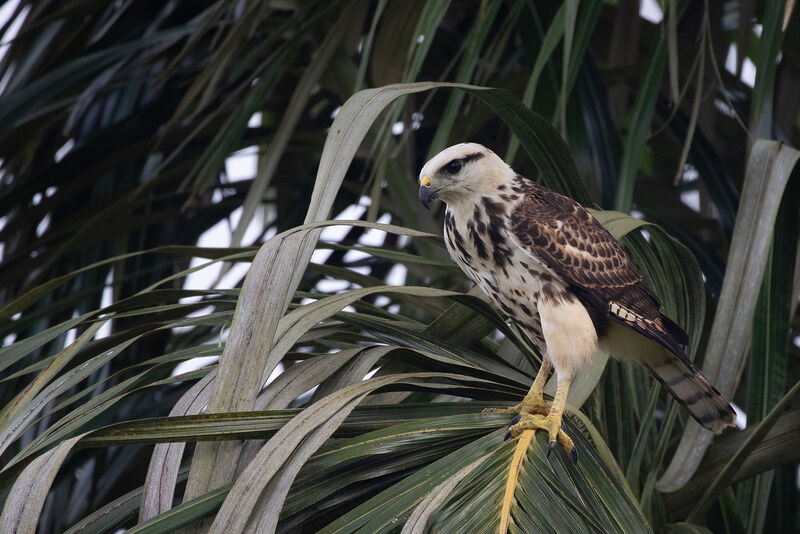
461, 152, 484, 164
436, 152, 484, 175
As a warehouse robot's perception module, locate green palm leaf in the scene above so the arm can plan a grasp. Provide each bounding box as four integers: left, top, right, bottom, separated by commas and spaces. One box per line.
1, 2, 798, 532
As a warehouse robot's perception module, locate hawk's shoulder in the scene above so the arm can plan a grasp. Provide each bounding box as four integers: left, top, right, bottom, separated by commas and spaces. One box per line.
508, 177, 643, 293
506, 176, 690, 358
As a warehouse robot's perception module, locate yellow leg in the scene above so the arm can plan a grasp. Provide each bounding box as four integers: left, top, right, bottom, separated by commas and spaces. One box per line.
483, 360, 553, 415
523, 359, 553, 415
507, 377, 577, 463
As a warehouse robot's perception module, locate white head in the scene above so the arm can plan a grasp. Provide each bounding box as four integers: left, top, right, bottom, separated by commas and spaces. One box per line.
418, 143, 513, 209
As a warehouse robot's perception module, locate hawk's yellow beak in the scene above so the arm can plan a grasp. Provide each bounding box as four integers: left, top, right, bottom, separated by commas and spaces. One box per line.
419, 175, 436, 209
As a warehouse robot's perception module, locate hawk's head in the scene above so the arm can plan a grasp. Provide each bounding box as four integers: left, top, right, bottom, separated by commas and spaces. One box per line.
418, 143, 512, 209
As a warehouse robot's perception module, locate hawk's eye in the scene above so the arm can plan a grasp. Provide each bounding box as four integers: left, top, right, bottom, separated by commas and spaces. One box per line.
445, 159, 463, 175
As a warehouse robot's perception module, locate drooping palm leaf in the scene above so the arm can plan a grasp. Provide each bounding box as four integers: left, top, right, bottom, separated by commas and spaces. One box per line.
1, 1, 799, 532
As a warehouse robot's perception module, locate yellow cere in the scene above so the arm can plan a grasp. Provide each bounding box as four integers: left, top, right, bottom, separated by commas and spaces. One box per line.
420, 175, 432, 188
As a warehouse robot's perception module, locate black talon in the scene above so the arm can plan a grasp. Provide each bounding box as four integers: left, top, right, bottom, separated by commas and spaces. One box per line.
571, 447, 579, 464
504, 414, 520, 441
547, 441, 556, 458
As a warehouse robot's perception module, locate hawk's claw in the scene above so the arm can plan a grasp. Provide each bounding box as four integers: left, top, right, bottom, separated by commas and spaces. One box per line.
503, 414, 521, 441
506, 412, 577, 460
482, 399, 551, 417
491, 405, 577, 462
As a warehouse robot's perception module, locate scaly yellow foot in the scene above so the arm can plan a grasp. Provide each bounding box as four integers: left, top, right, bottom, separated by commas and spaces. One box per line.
481, 397, 550, 417
507, 412, 578, 464
483, 360, 553, 416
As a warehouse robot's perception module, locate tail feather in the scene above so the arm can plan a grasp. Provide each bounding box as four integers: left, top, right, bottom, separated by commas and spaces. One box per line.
598, 321, 735, 434
659, 313, 689, 346
647, 358, 736, 434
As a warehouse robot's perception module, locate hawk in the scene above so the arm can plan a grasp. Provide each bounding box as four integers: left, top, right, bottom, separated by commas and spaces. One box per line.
419, 143, 735, 460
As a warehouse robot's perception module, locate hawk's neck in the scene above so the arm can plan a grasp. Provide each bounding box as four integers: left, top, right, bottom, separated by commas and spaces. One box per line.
442, 175, 533, 282
441, 174, 565, 351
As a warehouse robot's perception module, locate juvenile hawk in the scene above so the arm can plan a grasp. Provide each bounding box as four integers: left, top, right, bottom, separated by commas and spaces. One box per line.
419, 143, 735, 460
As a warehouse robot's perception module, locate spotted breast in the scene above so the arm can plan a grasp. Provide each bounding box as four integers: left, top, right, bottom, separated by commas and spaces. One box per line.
442, 188, 566, 351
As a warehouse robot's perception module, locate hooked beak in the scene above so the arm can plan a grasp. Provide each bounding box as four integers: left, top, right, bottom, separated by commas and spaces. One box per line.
419, 175, 437, 210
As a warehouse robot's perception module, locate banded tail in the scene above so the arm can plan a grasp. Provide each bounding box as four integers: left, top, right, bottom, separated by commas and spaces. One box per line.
647, 356, 736, 434
599, 321, 736, 434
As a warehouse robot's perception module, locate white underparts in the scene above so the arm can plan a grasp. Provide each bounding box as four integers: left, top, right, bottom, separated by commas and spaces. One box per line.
538, 297, 598, 380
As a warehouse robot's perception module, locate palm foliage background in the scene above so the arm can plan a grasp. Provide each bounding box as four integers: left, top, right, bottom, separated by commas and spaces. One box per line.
0, 0, 799, 532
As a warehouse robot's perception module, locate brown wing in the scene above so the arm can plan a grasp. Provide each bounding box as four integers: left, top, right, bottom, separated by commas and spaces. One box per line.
508, 179, 690, 362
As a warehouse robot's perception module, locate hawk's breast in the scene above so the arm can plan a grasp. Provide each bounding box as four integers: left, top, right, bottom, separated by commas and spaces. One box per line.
443, 193, 568, 345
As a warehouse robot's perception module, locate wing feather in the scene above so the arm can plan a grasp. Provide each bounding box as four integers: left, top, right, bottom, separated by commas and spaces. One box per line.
508, 178, 690, 362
